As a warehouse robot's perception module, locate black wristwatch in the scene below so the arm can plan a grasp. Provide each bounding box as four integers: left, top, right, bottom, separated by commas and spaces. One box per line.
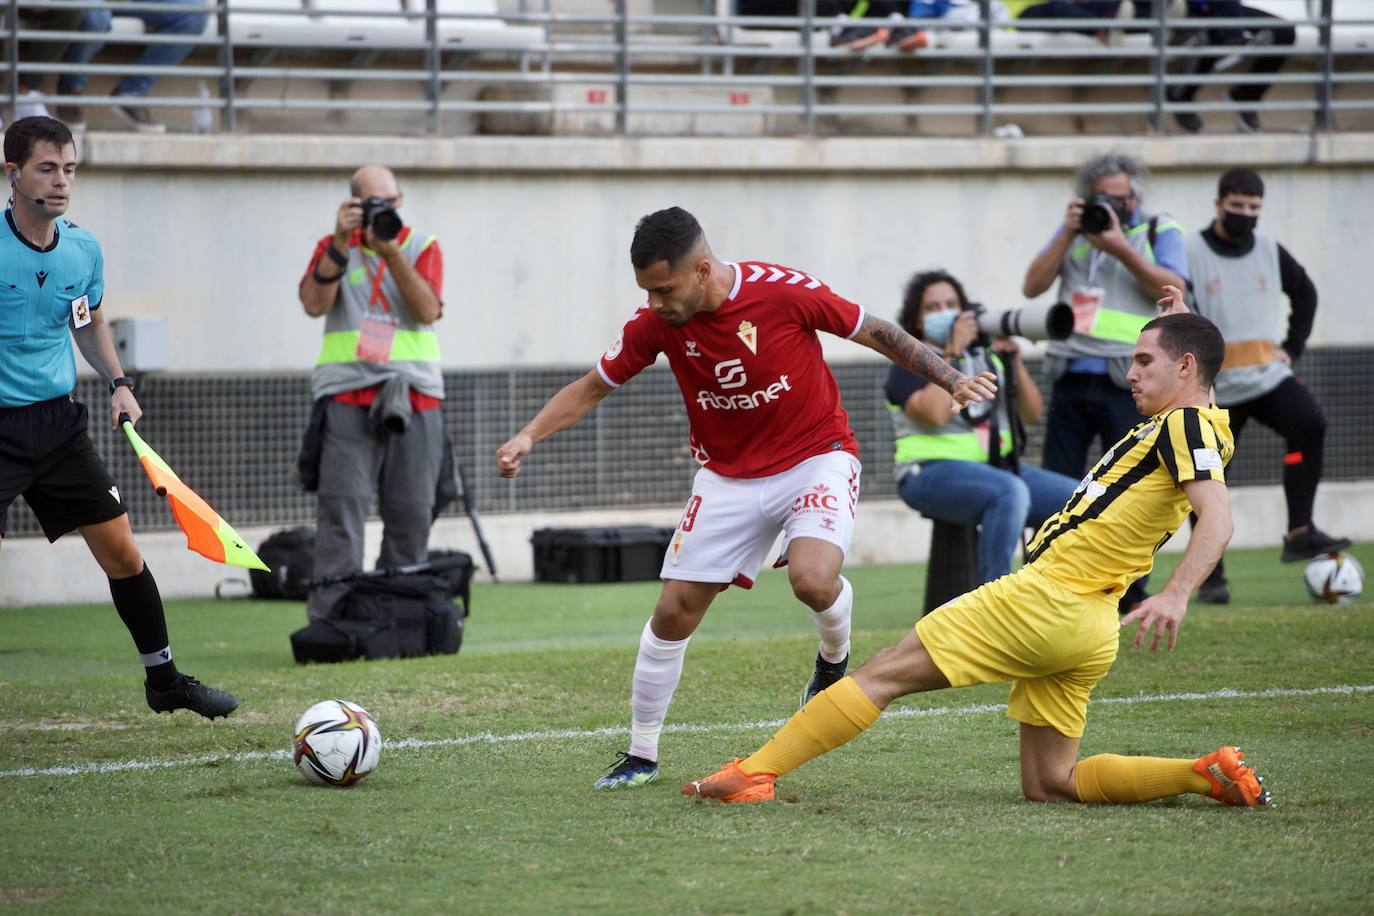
110, 376, 135, 395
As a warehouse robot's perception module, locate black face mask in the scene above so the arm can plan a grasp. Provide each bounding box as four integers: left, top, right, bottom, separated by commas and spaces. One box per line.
1221, 210, 1258, 241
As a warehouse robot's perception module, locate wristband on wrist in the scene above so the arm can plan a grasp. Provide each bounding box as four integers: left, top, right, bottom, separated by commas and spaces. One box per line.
312, 264, 344, 284
324, 243, 348, 267
110, 376, 135, 395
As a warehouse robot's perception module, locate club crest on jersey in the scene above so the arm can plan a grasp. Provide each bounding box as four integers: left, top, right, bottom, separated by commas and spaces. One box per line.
737, 320, 757, 355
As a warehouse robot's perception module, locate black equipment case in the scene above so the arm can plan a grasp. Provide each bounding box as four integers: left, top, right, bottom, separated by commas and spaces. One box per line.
531, 526, 675, 584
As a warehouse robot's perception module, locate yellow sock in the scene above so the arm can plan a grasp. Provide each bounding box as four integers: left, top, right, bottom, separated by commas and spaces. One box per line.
740, 676, 881, 777
1073, 754, 1214, 804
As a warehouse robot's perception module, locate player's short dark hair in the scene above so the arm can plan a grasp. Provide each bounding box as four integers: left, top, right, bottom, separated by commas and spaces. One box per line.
3, 116, 74, 169
898, 269, 970, 339
1141, 313, 1225, 389
1218, 168, 1264, 199
630, 207, 706, 270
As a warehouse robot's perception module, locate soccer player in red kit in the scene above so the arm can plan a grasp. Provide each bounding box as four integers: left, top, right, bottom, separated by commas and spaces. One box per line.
496, 207, 996, 790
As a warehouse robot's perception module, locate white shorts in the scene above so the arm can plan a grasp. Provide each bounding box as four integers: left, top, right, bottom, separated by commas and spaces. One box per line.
661, 451, 862, 588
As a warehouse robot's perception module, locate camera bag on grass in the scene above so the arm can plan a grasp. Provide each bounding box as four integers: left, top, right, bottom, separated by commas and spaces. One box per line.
249, 527, 316, 600
289, 552, 473, 664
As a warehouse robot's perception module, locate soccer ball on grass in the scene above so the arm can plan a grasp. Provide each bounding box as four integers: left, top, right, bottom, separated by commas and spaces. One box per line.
1303, 553, 1364, 606
292, 699, 382, 786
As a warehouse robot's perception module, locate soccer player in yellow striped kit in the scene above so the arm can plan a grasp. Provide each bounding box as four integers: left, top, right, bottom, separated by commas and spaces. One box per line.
685, 286, 1272, 808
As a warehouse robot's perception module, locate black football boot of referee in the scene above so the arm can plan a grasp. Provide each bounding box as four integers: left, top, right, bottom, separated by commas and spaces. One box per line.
1281, 526, 1352, 563
146, 674, 239, 719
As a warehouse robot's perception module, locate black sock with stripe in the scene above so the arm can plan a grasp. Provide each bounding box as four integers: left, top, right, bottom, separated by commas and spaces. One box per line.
109, 563, 179, 689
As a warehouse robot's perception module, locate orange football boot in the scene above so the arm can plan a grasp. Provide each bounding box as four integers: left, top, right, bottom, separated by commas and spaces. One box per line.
681, 759, 777, 803
1193, 745, 1272, 807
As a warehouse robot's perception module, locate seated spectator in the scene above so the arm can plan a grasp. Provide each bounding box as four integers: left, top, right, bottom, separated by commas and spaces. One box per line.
14, 0, 85, 121
886, 270, 1079, 585
1014, 0, 1128, 40
824, 1, 914, 51
56, 0, 211, 134
1166, 1, 1295, 133
825, 0, 1007, 51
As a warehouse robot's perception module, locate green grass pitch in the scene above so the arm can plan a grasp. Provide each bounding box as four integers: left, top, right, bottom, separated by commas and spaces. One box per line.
2, 544, 1372, 913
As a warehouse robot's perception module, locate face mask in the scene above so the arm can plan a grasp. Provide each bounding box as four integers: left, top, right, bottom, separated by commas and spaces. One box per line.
1221, 210, 1258, 240
922, 308, 959, 345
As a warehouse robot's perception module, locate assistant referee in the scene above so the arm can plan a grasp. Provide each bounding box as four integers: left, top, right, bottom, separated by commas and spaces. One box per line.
0, 117, 235, 719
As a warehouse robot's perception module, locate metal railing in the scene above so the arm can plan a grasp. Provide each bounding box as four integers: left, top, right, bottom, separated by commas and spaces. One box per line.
5, 0, 1371, 135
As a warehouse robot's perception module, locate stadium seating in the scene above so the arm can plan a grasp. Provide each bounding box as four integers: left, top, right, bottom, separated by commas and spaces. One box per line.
11, 0, 1373, 135
84, 0, 541, 49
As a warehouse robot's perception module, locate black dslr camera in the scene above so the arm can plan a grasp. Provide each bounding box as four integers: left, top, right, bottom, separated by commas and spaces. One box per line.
360, 196, 403, 242
1080, 194, 1128, 235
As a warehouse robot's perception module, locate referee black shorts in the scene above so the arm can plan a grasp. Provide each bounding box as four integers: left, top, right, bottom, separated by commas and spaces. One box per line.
0, 395, 127, 542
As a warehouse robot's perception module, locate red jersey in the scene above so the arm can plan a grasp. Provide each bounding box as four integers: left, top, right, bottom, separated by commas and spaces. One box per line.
597, 261, 864, 478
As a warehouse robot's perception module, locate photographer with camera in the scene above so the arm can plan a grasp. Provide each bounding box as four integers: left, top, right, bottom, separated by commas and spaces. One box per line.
887, 271, 1079, 585
1022, 152, 1188, 610
298, 165, 446, 622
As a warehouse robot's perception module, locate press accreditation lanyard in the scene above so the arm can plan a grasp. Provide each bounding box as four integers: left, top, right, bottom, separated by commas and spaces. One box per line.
1067, 248, 1109, 336
356, 252, 398, 364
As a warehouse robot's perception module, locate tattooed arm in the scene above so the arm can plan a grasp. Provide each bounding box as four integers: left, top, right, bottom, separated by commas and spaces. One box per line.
853, 314, 998, 409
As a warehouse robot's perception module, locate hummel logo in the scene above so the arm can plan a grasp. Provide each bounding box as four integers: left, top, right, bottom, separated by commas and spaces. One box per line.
743, 264, 821, 289
109, 485, 120, 503
35, 270, 48, 288
685, 340, 702, 358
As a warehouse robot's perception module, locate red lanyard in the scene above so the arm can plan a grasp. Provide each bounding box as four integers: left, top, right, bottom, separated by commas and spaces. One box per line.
364, 253, 393, 315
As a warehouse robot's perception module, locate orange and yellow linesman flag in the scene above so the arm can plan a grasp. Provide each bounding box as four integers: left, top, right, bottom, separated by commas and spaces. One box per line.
121, 419, 269, 571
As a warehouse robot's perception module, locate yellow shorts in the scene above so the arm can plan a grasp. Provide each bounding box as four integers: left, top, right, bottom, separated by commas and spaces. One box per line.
914, 566, 1120, 738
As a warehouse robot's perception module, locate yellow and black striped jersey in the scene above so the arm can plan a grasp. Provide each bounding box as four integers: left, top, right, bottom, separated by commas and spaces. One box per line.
1026, 406, 1234, 599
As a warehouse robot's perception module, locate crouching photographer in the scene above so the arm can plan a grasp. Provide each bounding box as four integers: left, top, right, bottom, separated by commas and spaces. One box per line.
886, 271, 1079, 585
298, 165, 447, 623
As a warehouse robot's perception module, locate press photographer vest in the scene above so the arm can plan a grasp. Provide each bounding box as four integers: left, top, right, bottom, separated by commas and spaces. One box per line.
1185, 229, 1290, 406
312, 227, 444, 400
889, 350, 1014, 480
1048, 212, 1181, 380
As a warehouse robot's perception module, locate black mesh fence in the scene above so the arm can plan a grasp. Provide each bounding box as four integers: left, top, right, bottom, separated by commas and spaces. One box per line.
4, 347, 1371, 538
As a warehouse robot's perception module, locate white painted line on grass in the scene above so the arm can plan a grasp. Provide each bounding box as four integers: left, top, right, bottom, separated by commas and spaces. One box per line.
2, 683, 1370, 780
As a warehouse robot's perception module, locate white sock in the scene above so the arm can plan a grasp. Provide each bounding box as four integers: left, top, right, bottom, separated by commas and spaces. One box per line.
628, 619, 690, 762
812, 575, 852, 663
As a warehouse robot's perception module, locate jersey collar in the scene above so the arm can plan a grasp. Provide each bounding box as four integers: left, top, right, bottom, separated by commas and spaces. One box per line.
722, 261, 742, 302
5, 208, 60, 253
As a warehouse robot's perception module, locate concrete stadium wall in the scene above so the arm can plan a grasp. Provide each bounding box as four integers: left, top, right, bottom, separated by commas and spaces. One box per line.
69, 132, 1374, 375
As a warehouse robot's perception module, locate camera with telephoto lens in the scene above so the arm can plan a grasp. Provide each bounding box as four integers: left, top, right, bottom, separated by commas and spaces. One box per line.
360, 196, 402, 242
969, 301, 1074, 345
1080, 194, 1127, 235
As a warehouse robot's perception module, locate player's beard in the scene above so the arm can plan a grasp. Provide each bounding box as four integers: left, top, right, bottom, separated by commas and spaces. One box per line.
667, 280, 708, 327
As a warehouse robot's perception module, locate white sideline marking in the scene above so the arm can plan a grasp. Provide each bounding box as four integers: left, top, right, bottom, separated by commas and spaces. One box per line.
2, 683, 1370, 781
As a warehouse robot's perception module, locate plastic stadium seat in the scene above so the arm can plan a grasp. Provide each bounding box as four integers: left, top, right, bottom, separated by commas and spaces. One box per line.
312, 0, 426, 46
228, 0, 330, 45
424, 0, 542, 48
